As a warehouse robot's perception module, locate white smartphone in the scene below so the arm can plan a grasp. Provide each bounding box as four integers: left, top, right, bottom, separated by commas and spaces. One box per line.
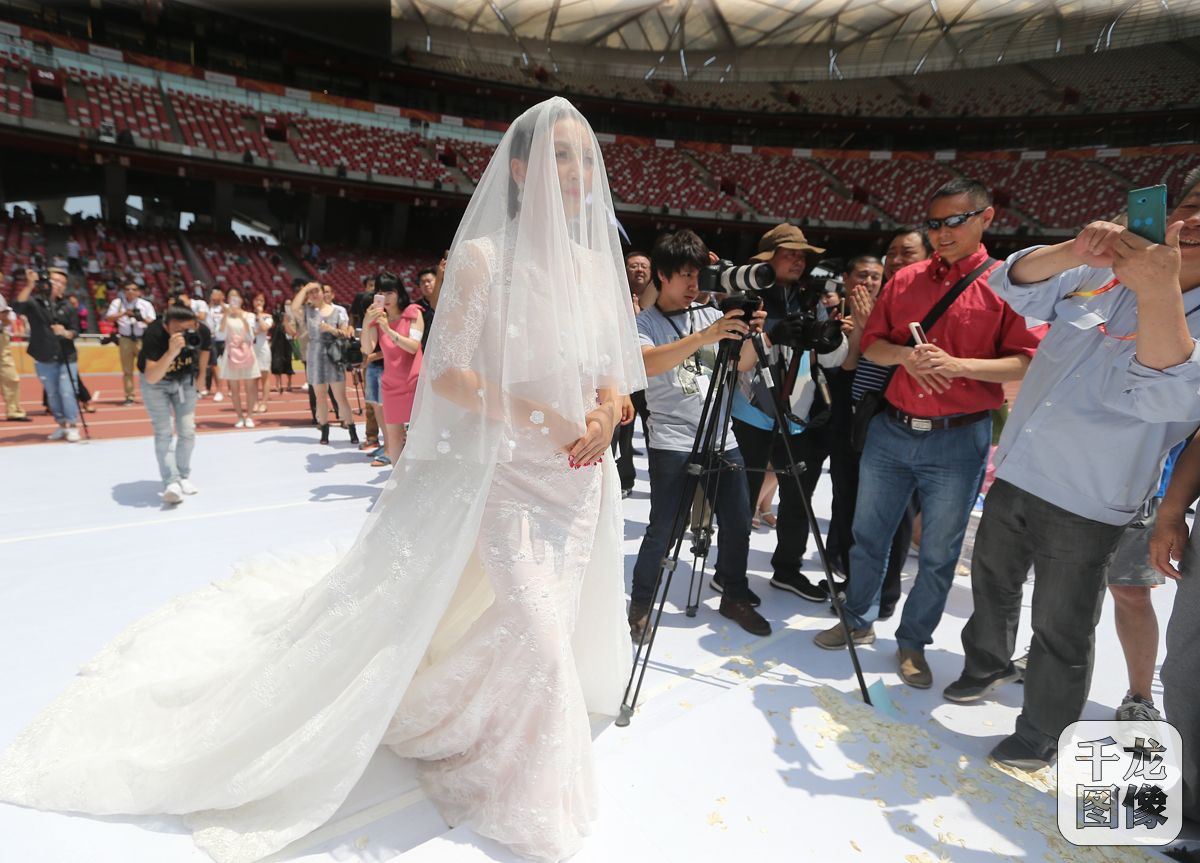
908, 322, 928, 345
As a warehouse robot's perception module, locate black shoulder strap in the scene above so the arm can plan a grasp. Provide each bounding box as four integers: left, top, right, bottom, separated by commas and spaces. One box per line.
878, 256, 998, 392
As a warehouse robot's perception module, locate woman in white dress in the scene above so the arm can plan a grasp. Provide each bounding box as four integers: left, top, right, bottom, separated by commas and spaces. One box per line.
0, 97, 644, 863
251, 293, 274, 414
216, 287, 262, 428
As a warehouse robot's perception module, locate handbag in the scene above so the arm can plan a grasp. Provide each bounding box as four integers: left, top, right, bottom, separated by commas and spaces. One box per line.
225, 319, 256, 369
850, 257, 998, 453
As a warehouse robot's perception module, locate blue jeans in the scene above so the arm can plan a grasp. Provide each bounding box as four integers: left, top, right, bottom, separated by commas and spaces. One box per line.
34, 359, 79, 424
630, 446, 754, 606
843, 411, 990, 652
142, 376, 198, 486
365, 361, 384, 404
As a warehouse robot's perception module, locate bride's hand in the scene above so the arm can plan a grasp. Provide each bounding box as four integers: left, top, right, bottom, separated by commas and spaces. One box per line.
568, 407, 614, 466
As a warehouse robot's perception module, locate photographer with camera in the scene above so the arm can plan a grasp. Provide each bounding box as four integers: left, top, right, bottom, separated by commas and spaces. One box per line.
138, 305, 210, 505
105, 280, 157, 406
628, 229, 771, 639
813, 179, 1038, 692
12, 267, 82, 442
730, 224, 848, 604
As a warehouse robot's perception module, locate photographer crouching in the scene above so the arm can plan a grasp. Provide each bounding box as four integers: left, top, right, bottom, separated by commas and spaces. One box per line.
731, 224, 848, 603
11, 267, 82, 442
138, 305, 210, 505
628, 229, 771, 639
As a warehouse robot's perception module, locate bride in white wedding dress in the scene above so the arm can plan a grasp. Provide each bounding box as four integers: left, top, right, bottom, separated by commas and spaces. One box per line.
0, 97, 645, 863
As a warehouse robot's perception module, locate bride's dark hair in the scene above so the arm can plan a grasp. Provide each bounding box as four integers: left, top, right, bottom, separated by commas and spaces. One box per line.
506, 101, 577, 218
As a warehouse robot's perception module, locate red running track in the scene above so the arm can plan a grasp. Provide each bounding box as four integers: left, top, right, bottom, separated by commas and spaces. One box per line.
0, 372, 375, 447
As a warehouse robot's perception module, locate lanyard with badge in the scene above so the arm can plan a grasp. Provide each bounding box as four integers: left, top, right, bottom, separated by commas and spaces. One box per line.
1067, 278, 1200, 340
661, 305, 711, 397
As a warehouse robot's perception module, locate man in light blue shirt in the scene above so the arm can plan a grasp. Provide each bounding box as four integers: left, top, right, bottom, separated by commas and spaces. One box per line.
945, 174, 1200, 771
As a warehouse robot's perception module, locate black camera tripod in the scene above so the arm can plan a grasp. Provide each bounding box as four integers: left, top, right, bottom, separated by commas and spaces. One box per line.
616, 319, 870, 727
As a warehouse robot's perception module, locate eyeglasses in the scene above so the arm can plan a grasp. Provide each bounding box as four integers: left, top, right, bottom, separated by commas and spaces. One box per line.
924, 208, 986, 232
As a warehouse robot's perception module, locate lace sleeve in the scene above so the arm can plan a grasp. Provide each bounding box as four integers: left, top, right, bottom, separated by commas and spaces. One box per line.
422, 239, 495, 381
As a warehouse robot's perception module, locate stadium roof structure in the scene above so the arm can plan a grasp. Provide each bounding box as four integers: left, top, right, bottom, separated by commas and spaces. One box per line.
392, 0, 1200, 80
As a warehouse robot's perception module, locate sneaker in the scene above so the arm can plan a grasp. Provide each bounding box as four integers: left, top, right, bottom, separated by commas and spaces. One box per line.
988, 733, 1055, 772
628, 602, 651, 641
178, 478, 198, 495
1115, 693, 1162, 722
770, 569, 827, 603
162, 482, 184, 505
65, 427, 80, 443
234, 418, 245, 429
942, 663, 1022, 703
718, 595, 771, 637
47, 426, 67, 441
214, 392, 224, 402
245, 417, 255, 428
620, 488, 632, 499
709, 573, 762, 607
122, 398, 135, 406
813, 622, 876, 650
897, 648, 933, 689
6, 415, 31, 422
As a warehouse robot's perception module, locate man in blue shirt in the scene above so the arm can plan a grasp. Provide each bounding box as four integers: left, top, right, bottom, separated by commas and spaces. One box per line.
946, 174, 1200, 770
730, 224, 847, 603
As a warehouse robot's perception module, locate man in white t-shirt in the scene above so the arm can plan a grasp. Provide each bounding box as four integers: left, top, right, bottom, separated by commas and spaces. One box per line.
629, 229, 770, 640
105, 281, 157, 405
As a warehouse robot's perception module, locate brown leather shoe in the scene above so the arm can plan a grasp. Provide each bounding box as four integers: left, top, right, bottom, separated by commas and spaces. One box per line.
897, 648, 932, 689
813, 622, 875, 650
718, 596, 771, 637
628, 603, 651, 641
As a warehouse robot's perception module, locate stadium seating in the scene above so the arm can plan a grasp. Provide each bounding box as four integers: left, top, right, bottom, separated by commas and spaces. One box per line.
1031, 47, 1200, 114
435, 138, 496, 184
820, 159, 956, 225
188, 233, 292, 300
63, 70, 173, 142
289, 117, 453, 183
690, 150, 874, 223
168, 91, 275, 159
70, 223, 196, 306
0, 212, 44, 288
602, 142, 742, 213
298, 245, 438, 305
0, 65, 33, 119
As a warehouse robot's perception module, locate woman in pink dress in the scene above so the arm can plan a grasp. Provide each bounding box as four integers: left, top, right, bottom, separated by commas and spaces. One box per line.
361, 273, 423, 465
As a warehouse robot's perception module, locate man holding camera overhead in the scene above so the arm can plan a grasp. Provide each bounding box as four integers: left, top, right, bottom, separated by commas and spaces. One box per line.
813, 179, 1038, 693
12, 267, 82, 442
106, 280, 157, 406
730, 223, 848, 604
138, 305, 210, 506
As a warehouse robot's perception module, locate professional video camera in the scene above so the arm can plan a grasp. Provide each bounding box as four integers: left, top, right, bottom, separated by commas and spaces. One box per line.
698, 260, 775, 315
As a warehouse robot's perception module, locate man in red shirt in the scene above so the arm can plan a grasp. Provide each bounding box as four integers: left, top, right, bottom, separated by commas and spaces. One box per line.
814, 178, 1040, 690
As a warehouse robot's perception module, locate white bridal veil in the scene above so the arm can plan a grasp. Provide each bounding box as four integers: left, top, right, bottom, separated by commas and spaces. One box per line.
0, 96, 644, 862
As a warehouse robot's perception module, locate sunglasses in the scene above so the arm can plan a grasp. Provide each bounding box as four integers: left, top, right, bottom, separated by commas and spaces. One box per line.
924, 208, 986, 231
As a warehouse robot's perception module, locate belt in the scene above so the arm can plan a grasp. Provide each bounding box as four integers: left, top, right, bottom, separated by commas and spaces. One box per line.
885, 405, 989, 432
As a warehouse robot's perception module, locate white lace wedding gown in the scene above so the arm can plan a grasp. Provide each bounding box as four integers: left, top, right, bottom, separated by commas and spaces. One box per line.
0, 96, 645, 863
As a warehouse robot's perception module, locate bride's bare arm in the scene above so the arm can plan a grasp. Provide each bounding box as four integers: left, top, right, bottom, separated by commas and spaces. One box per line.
428, 244, 583, 442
